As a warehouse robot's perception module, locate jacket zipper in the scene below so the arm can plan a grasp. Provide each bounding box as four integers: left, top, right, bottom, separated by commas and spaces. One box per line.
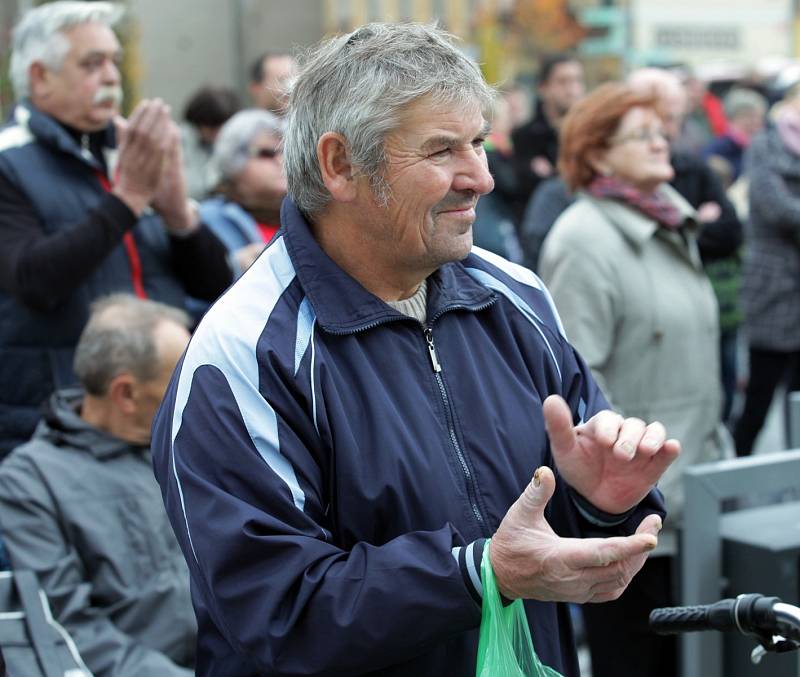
423, 325, 487, 532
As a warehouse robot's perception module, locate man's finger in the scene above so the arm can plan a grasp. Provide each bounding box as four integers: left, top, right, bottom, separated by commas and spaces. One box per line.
582, 409, 624, 447
638, 421, 667, 456
562, 532, 657, 570
131, 99, 167, 140
613, 417, 646, 460
542, 395, 576, 457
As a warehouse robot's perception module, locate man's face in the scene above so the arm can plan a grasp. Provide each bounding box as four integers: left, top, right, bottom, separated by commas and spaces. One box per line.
31, 22, 122, 132
130, 320, 190, 445
232, 130, 287, 217
539, 61, 585, 117
349, 97, 495, 274
251, 55, 296, 115
662, 89, 688, 143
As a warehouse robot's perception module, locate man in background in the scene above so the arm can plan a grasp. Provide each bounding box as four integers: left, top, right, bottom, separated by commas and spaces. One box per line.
0, 294, 196, 676
0, 1, 232, 456
511, 53, 585, 219
248, 50, 296, 117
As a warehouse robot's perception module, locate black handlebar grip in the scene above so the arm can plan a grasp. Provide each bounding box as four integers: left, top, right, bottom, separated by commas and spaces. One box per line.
649, 595, 782, 636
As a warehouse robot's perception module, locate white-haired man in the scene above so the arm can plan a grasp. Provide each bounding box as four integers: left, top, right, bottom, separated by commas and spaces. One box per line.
0, 294, 196, 676
0, 1, 232, 457
153, 23, 679, 676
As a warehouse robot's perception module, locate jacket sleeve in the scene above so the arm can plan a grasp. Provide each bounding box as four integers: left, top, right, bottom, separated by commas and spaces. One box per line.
0, 452, 193, 677
0, 166, 231, 310
0, 167, 137, 310
747, 134, 800, 235
694, 166, 743, 261
152, 354, 482, 676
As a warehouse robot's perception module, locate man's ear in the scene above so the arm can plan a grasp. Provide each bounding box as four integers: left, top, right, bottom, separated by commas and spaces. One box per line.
107, 373, 137, 415
28, 61, 51, 101
317, 132, 359, 203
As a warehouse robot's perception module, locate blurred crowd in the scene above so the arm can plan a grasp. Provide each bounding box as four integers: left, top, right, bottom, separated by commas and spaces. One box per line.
1, 1, 799, 676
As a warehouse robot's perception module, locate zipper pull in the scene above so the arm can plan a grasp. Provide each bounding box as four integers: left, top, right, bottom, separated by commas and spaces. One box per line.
424, 328, 442, 373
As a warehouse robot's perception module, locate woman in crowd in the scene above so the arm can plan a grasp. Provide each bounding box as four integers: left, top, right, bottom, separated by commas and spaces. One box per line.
200, 109, 287, 277
734, 83, 800, 455
539, 82, 726, 677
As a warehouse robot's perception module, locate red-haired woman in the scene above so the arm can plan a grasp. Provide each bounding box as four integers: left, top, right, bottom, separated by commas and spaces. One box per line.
539, 82, 727, 677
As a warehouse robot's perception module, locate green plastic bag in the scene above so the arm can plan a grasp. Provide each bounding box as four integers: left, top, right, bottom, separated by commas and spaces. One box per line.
476, 539, 565, 677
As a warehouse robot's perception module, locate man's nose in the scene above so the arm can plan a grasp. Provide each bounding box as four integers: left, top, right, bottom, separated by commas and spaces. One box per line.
453, 148, 495, 196
103, 58, 121, 83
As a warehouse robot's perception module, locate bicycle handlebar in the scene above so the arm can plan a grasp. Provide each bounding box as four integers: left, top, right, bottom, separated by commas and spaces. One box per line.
649, 594, 782, 636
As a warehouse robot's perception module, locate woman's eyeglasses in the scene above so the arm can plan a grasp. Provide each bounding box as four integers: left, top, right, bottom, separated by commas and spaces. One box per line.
610, 128, 668, 146
249, 146, 283, 160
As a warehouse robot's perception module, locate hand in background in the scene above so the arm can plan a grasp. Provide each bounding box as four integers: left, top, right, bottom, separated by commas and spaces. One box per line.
112, 99, 172, 216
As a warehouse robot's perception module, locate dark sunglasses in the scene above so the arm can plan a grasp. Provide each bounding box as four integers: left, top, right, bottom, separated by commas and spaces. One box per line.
249, 146, 282, 160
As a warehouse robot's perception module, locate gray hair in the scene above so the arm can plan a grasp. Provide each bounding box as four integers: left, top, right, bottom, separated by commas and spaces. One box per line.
10, 1, 123, 99
213, 108, 284, 181
73, 294, 190, 396
284, 22, 495, 217
723, 88, 767, 121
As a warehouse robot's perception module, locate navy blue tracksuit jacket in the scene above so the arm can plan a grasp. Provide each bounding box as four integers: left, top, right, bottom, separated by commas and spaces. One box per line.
152, 198, 665, 676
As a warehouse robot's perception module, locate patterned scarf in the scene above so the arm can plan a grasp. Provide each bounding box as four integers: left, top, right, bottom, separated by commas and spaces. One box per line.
588, 175, 683, 230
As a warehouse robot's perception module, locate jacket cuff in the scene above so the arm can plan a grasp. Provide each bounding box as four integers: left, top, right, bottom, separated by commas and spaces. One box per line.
568, 485, 636, 527
451, 538, 486, 604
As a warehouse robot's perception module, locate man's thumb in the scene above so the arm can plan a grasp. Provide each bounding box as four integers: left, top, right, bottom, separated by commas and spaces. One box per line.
635, 513, 663, 548
517, 465, 556, 516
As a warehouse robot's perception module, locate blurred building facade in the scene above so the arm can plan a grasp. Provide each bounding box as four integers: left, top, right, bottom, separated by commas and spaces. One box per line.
1, 0, 800, 119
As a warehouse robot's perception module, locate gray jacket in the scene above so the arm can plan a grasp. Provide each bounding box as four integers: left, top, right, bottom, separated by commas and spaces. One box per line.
742, 125, 800, 351
0, 390, 195, 676
539, 187, 725, 530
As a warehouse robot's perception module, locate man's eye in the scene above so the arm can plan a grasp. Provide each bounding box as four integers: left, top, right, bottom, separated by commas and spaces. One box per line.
429, 148, 450, 158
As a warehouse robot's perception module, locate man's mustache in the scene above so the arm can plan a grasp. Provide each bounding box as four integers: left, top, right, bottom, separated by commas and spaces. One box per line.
93, 86, 123, 106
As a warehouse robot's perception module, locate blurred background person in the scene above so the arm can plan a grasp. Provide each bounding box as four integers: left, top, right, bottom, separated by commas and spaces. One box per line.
511, 53, 585, 223
473, 89, 524, 262
0, 1, 232, 457
199, 109, 287, 280
676, 73, 728, 156
248, 50, 296, 117
704, 87, 767, 181
0, 294, 196, 676
734, 82, 800, 456
629, 67, 744, 425
539, 82, 726, 677
180, 85, 241, 200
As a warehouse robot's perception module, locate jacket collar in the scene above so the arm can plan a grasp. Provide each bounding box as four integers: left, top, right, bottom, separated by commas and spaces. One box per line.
37, 388, 147, 460
280, 198, 495, 334
583, 184, 703, 269
17, 101, 115, 172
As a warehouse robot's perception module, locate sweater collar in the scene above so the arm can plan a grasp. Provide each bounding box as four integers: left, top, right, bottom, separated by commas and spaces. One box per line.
280, 198, 495, 334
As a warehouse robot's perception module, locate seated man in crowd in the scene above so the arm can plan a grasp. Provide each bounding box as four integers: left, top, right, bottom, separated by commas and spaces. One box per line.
0, 294, 195, 676
0, 1, 232, 456
153, 23, 679, 676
